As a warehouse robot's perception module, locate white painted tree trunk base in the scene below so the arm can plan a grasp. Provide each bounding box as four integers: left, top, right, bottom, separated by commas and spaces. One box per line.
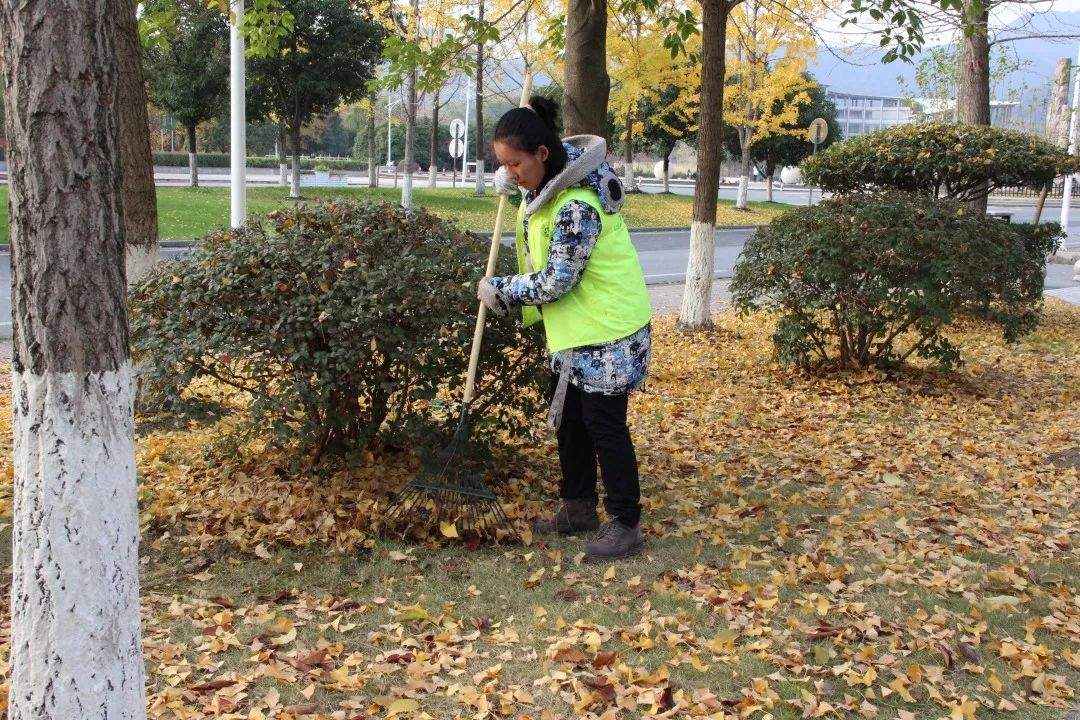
188, 152, 198, 188
10, 364, 146, 720
625, 167, 636, 193
736, 175, 749, 210
290, 155, 301, 199
428, 166, 437, 188
125, 244, 159, 286
678, 220, 716, 329
474, 159, 485, 195
278, 163, 288, 186
1073, 258, 1080, 282
402, 172, 414, 210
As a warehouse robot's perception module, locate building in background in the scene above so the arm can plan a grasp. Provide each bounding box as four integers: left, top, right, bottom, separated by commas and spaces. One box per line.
826, 90, 914, 137
827, 88, 1026, 137
916, 98, 1022, 127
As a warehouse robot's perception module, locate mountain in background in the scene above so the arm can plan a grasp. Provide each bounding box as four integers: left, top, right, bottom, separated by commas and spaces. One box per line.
810, 9, 1080, 104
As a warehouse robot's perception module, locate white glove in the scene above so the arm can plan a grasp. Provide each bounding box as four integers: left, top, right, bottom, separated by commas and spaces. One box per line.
493, 166, 520, 196
477, 278, 510, 317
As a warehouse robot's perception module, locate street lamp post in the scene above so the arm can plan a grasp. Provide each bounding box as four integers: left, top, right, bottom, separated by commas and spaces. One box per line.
462, 78, 471, 182
229, 0, 246, 229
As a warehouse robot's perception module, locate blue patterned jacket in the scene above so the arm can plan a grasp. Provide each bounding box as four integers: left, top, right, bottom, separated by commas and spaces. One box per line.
489, 141, 651, 396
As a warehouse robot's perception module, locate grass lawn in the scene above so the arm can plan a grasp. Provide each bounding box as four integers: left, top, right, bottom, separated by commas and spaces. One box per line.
0, 185, 785, 245
1, 305, 1077, 718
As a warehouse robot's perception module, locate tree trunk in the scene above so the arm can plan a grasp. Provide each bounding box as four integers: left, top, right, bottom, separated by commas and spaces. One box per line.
564, 0, 609, 136
958, 0, 990, 213
429, 87, 440, 188
115, 0, 159, 285
401, 0, 419, 209
474, 0, 486, 196
367, 92, 377, 187
736, 130, 752, 210
957, 1, 991, 127
278, 123, 288, 186
1, 0, 146, 716
623, 108, 636, 192
186, 123, 199, 188
679, 0, 730, 330
766, 170, 774, 202
290, 123, 302, 199
1047, 58, 1072, 148
662, 150, 671, 193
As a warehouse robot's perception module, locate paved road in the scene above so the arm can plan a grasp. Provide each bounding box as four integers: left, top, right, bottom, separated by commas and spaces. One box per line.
143, 166, 1080, 243
1, 227, 1076, 337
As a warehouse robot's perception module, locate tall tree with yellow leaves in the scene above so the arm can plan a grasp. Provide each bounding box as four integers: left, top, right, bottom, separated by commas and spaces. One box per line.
724, 0, 817, 210
608, 5, 699, 192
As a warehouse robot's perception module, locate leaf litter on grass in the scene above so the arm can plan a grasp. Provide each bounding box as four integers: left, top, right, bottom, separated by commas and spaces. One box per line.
0, 304, 1076, 718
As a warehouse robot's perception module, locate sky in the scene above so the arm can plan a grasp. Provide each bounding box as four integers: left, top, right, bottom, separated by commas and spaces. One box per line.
817, 0, 1080, 47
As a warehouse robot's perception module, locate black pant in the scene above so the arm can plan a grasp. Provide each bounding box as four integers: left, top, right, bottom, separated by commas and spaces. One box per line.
554, 377, 641, 526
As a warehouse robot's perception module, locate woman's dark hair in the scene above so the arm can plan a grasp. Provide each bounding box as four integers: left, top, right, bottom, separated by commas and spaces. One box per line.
492, 95, 568, 188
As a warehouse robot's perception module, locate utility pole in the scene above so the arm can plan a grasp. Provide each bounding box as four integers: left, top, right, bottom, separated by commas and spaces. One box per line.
462, 77, 471, 182
229, 0, 246, 229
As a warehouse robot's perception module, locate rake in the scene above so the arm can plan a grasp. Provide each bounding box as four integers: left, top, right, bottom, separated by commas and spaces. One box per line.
383, 74, 534, 541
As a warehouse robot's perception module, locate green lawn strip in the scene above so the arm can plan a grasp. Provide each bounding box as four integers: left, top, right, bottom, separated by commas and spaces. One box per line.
0, 186, 785, 245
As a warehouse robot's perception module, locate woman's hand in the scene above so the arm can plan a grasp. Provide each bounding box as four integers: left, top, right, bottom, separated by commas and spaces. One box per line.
477, 278, 510, 317
493, 166, 520, 196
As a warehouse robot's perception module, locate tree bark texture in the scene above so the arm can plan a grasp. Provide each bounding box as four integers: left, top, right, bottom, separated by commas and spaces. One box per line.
623, 109, 636, 192
958, 0, 990, 214
957, 0, 991, 127
114, 0, 159, 284
679, 0, 731, 329
1, 0, 146, 717
1047, 58, 1072, 148
564, 0, 609, 137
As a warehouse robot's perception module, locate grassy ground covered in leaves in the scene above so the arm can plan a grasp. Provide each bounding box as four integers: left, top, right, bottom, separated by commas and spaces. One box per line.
0, 305, 1077, 719
0, 186, 783, 244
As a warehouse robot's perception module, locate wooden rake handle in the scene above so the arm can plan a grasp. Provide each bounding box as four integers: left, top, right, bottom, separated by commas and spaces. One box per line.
462, 72, 534, 405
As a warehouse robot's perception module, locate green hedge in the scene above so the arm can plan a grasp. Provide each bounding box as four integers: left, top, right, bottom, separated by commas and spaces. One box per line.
730, 192, 1062, 371
801, 123, 1080, 202
130, 199, 547, 459
153, 152, 367, 171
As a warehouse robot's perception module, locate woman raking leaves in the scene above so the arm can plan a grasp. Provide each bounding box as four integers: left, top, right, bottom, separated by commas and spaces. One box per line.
477, 96, 653, 562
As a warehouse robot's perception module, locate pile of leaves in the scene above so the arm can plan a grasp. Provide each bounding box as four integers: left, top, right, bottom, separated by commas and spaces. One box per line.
0, 304, 1076, 719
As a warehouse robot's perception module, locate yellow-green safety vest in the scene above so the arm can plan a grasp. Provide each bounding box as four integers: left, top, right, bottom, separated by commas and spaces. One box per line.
515, 186, 652, 353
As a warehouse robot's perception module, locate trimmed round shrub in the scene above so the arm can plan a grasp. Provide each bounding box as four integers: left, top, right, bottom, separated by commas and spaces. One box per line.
730, 192, 1062, 371
801, 123, 1080, 201
130, 199, 547, 459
